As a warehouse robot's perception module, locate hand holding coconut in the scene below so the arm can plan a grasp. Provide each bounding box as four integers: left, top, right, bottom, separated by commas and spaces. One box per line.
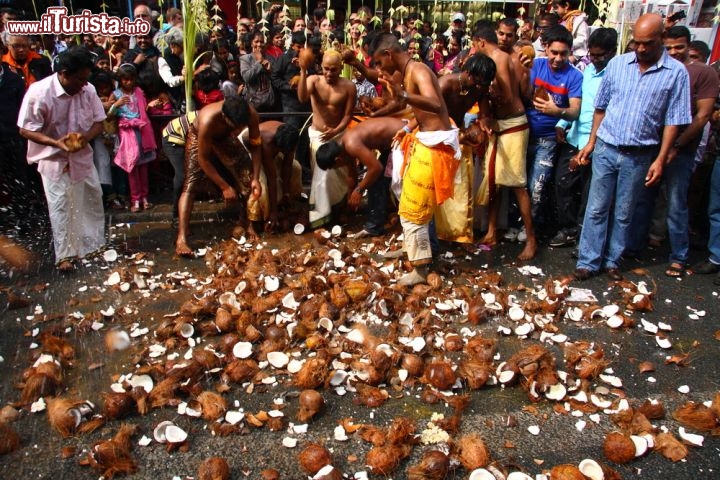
297, 48, 315, 71
59, 132, 87, 153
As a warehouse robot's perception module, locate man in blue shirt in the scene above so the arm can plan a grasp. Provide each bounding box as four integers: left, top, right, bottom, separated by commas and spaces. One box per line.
524, 25, 583, 230
551, 28, 618, 247
573, 14, 691, 281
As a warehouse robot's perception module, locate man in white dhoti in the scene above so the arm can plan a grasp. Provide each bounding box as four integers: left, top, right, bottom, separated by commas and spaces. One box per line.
297, 49, 357, 228
18, 47, 106, 271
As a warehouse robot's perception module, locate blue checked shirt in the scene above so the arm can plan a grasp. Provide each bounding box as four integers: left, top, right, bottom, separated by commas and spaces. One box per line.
595, 51, 691, 146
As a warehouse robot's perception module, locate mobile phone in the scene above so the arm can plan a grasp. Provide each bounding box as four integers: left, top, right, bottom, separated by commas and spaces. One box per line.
668, 10, 687, 23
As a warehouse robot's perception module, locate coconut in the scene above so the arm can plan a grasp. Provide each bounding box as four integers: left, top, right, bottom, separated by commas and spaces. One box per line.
603, 432, 636, 464
298, 443, 332, 475
550, 464, 586, 480
423, 360, 456, 391
297, 389, 325, 422
197, 391, 227, 421
578, 459, 604, 480
0, 423, 21, 455
407, 450, 449, 480
455, 434, 490, 470
198, 457, 230, 480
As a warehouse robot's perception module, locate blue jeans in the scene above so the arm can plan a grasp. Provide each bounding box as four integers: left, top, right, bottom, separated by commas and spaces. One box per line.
527, 136, 558, 223
577, 139, 657, 272
627, 149, 694, 264
364, 169, 390, 235
708, 159, 720, 264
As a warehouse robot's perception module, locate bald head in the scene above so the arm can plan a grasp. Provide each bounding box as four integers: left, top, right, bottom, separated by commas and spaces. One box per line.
633, 13, 663, 39
632, 13, 665, 67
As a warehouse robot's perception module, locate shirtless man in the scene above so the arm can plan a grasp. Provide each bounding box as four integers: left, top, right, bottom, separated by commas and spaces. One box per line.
298, 49, 357, 227
316, 116, 407, 237
497, 18, 532, 91
175, 97, 262, 256
439, 53, 496, 128
472, 20, 538, 260
371, 32, 457, 286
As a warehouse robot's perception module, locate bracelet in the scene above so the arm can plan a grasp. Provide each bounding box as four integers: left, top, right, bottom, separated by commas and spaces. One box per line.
108, 105, 116, 114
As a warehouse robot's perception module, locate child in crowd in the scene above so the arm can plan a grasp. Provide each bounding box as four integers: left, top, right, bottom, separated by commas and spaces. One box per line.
108, 64, 157, 212
90, 70, 125, 210
194, 66, 223, 109
221, 60, 244, 98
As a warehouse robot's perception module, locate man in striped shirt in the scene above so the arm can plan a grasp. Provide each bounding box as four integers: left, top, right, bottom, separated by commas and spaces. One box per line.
573, 14, 691, 281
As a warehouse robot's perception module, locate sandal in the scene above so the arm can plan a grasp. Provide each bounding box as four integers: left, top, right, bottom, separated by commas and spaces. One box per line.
665, 262, 686, 278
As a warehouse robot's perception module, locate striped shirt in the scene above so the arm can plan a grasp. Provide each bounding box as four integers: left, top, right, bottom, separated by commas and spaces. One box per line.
162, 111, 198, 146
595, 51, 691, 146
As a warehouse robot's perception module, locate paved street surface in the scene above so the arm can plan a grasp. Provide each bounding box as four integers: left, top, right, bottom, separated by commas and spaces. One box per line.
0, 199, 719, 480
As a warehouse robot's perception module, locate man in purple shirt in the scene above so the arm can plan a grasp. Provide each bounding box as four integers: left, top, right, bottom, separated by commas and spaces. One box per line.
18, 47, 106, 272
573, 14, 691, 281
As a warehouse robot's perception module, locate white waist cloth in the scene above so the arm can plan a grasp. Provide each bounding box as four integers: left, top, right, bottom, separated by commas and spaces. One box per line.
41, 168, 105, 262
307, 126, 349, 228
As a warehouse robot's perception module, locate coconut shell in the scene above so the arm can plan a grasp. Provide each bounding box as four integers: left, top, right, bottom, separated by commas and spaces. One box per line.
672, 402, 718, 432
0, 423, 21, 455
225, 359, 259, 384
603, 432, 636, 464
654, 432, 688, 462
422, 360, 456, 390
197, 391, 227, 421
407, 450, 449, 480
21, 372, 60, 404
454, 434, 490, 470
366, 445, 403, 475
298, 443, 332, 475
198, 457, 230, 480
102, 392, 137, 420
550, 464, 585, 480
294, 357, 329, 389
215, 308, 234, 333
533, 85, 550, 102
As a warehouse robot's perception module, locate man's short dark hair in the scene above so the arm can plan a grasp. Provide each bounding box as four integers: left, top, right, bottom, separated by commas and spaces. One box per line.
212, 38, 230, 52
689, 40, 711, 61
472, 20, 498, 44
553, 0, 581, 8
316, 141, 342, 170
275, 124, 299, 151
462, 53, 496, 86
369, 32, 401, 56
665, 25, 691, 44
498, 18, 519, 30
56, 47, 94, 74
588, 27, 618, 51
542, 25, 573, 48
90, 70, 114, 88
291, 31, 306, 46
537, 12, 560, 26
222, 96, 251, 127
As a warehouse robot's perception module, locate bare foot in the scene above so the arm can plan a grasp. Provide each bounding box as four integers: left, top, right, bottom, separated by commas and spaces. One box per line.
517, 238, 537, 261
398, 268, 428, 286
57, 259, 75, 272
479, 232, 497, 247
246, 223, 259, 242
175, 240, 194, 257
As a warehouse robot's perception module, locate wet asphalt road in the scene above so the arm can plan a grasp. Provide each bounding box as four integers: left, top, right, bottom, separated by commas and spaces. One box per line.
0, 202, 719, 480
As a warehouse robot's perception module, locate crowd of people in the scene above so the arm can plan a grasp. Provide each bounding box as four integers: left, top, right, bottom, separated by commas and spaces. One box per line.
2, 2, 720, 287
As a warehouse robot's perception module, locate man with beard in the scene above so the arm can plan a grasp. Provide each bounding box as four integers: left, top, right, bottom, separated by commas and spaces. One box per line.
573, 14, 691, 281
298, 49, 356, 228
371, 33, 458, 286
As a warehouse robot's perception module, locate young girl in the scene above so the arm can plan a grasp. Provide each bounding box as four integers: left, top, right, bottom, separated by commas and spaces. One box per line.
108, 64, 157, 212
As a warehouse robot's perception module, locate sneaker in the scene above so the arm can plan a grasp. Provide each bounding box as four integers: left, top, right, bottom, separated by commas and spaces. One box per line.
549, 229, 578, 247
517, 227, 527, 243
503, 228, 519, 242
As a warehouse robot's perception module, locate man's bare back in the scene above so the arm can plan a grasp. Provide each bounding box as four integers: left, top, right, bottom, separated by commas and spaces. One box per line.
486, 47, 525, 119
